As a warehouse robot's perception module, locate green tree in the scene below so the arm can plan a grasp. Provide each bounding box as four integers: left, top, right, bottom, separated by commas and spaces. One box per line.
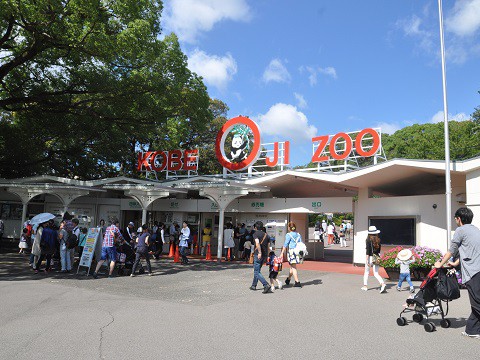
382, 120, 480, 161
0, 1, 212, 179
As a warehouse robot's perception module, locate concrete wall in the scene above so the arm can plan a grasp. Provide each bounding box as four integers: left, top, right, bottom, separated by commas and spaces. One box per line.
353, 190, 462, 264
467, 169, 480, 228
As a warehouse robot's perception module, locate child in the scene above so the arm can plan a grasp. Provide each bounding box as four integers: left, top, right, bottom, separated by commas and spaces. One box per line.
266, 251, 283, 292
243, 239, 252, 262
339, 228, 347, 247
395, 249, 415, 293
19, 228, 29, 254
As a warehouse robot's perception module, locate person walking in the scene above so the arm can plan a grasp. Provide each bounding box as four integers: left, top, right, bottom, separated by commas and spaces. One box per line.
223, 223, 235, 261
395, 249, 415, 293
35, 221, 57, 274
93, 219, 124, 279
131, 225, 153, 277
362, 226, 386, 293
249, 221, 272, 293
179, 221, 190, 265
279, 222, 303, 288
435, 207, 480, 338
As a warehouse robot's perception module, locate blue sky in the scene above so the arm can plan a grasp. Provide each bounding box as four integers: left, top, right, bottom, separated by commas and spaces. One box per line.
163, 0, 480, 166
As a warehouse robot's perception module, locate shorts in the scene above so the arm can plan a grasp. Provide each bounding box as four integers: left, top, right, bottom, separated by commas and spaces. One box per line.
269, 271, 278, 279
101, 246, 117, 262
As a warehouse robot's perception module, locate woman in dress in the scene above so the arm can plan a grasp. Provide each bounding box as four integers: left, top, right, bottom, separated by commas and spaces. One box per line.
362, 226, 386, 293
279, 222, 303, 288
223, 223, 235, 261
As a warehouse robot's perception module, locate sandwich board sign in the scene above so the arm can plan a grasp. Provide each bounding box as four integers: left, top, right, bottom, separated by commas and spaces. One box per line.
77, 227, 103, 276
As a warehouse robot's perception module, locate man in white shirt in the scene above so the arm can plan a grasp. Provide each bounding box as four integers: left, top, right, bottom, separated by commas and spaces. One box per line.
327, 222, 335, 245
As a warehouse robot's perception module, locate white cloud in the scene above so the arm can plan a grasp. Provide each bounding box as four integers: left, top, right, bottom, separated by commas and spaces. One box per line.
187, 49, 237, 90
164, 0, 251, 43
255, 103, 317, 142
294, 93, 307, 109
376, 122, 402, 135
318, 67, 337, 79
262, 59, 291, 83
446, 0, 480, 37
299, 65, 337, 86
430, 110, 469, 123
396, 15, 435, 53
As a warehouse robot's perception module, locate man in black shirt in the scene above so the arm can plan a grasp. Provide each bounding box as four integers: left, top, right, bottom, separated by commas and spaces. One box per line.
250, 221, 272, 293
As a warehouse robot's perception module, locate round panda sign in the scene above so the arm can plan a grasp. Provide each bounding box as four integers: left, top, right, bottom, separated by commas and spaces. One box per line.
215, 116, 261, 171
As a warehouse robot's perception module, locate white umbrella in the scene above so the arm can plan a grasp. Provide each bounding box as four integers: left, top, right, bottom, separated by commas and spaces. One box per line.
30, 212, 56, 225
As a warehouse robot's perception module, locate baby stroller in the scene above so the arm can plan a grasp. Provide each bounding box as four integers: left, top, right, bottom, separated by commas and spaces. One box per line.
333, 229, 340, 244
396, 267, 460, 332
116, 242, 144, 276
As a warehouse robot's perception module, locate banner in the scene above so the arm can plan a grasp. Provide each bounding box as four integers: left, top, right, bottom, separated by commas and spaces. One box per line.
79, 227, 102, 271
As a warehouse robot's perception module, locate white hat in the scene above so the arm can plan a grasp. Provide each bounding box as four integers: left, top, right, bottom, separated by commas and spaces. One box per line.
129, 222, 135, 226
397, 249, 413, 261
137, 227, 143, 233
368, 225, 380, 234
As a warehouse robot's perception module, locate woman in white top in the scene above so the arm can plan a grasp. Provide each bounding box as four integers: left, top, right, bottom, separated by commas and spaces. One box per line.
223, 223, 235, 261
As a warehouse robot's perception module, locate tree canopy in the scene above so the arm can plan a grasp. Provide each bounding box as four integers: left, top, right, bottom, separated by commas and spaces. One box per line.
0, 0, 213, 179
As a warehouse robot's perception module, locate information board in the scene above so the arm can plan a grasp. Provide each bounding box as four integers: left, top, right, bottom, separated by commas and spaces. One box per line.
77, 227, 103, 275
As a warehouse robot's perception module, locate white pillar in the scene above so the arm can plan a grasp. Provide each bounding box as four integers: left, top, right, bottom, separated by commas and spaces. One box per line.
20, 202, 28, 236
142, 208, 147, 225
217, 208, 225, 262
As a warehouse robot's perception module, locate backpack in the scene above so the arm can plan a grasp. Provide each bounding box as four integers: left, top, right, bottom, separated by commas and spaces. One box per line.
66, 230, 78, 249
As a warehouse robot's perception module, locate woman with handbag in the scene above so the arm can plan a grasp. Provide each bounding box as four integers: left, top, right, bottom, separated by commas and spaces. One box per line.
362, 226, 386, 293
279, 222, 303, 288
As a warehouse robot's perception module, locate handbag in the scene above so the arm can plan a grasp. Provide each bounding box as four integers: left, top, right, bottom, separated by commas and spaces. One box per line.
370, 242, 381, 265
436, 268, 461, 300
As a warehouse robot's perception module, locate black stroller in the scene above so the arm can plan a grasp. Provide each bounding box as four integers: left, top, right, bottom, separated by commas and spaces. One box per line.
116, 242, 144, 276
396, 267, 460, 332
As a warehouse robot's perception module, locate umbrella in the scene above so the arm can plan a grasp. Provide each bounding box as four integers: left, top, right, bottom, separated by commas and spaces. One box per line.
30, 212, 56, 225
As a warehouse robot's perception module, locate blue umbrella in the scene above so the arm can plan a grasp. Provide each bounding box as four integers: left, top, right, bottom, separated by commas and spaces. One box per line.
30, 212, 56, 225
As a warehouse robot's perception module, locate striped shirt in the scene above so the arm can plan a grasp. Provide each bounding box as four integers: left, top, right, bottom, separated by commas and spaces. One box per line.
103, 225, 124, 247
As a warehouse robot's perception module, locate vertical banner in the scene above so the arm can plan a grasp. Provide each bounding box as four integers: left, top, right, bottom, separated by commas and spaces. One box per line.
77, 227, 102, 275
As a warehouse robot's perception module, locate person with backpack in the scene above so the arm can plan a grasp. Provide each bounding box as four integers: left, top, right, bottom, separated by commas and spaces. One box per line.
250, 221, 272, 293
58, 220, 73, 272
279, 222, 303, 288
130, 225, 153, 277
179, 221, 190, 265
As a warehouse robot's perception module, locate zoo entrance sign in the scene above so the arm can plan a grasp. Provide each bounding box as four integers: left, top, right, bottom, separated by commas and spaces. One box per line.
137, 116, 381, 174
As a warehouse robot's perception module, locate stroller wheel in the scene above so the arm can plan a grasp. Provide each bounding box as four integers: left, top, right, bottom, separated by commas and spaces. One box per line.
440, 319, 451, 328
412, 313, 423, 323
396, 317, 407, 326
424, 322, 436, 332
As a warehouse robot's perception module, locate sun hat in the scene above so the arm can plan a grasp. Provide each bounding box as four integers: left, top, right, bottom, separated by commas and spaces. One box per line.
367, 225, 380, 234
397, 249, 413, 261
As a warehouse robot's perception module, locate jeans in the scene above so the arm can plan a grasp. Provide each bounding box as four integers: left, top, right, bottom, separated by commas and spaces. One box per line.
180, 246, 189, 263
252, 255, 268, 288
397, 272, 414, 288
60, 245, 72, 271
132, 249, 152, 274
36, 254, 52, 271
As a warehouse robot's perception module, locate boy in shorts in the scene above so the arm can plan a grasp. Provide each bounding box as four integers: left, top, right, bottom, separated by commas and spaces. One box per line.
267, 251, 283, 292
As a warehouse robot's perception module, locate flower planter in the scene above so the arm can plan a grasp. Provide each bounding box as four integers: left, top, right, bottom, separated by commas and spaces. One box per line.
384, 267, 400, 281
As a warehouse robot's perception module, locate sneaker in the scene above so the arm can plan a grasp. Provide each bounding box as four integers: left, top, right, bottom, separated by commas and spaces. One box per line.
130, 274, 135, 277
461, 332, 480, 338
410, 287, 415, 293
380, 283, 386, 293
108, 275, 114, 278
262, 285, 272, 294
277, 280, 283, 290
249, 286, 256, 291
92, 272, 98, 279
396, 287, 401, 291
361, 286, 368, 291
285, 278, 290, 286
270, 286, 275, 293
148, 273, 153, 276
294, 281, 302, 288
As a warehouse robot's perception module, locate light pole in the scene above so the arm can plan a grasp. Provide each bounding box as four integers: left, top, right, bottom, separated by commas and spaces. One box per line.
437, 0, 452, 249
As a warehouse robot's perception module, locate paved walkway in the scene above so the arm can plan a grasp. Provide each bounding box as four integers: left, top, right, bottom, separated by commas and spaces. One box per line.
0, 251, 476, 360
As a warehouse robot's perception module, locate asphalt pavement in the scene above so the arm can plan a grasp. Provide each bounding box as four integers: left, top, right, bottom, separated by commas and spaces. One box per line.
0, 252, 478, 360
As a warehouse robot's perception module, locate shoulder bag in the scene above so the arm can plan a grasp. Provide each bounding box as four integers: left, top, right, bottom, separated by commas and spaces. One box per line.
370, 241, 381, 266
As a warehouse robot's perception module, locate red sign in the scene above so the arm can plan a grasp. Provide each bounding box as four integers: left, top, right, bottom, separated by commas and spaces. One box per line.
137, 149, 198, 172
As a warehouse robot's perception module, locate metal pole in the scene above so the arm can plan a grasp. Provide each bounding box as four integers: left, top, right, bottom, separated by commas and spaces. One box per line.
217, 208, 225, 263
438, 0, 452, 249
